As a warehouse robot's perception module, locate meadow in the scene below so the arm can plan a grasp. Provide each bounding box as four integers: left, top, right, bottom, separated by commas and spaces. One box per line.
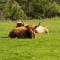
0, 17, 60, 60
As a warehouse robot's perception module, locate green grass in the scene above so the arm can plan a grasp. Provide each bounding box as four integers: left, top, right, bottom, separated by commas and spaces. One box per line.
0, 17, 60, 60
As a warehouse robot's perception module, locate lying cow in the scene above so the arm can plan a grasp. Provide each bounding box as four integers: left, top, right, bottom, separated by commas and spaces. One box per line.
34, 23, 49, 33
9, 25, 35, 38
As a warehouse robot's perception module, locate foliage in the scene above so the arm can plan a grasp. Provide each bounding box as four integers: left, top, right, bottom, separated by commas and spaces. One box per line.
10, 1, 27, 20
45, 2, 60, 18
0, 0, 60, 20
0, 0, 27, 20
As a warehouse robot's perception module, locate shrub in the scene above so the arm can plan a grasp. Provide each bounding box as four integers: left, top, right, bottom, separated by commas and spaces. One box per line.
45, 2, 60, 18
10, 1, 27, 20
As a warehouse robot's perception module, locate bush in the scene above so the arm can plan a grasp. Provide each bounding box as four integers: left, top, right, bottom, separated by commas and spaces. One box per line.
45, 2, 60, 18
10, 1, 27, 20
0, 0, 60, 20
2, 0, 27, 20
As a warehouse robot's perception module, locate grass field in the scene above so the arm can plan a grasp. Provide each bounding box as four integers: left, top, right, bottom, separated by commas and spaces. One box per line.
0, 17, 60, 60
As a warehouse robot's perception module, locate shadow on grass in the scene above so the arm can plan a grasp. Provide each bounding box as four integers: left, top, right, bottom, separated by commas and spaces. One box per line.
0, 36, 8, 38
0, 36, 34, 40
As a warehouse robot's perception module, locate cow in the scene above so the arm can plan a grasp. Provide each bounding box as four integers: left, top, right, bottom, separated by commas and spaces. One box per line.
9, 25, 35, 39
34, 23, 49, 33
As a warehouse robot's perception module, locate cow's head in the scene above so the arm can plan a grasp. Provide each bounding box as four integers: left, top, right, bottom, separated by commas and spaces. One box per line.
16, 19, 24, 27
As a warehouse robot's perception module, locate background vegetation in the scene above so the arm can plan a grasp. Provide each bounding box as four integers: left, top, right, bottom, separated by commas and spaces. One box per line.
0, 0, 60, 20
0, 0, 60, 60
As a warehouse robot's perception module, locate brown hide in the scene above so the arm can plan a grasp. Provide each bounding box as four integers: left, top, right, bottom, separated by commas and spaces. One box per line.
9, 26, 35, 38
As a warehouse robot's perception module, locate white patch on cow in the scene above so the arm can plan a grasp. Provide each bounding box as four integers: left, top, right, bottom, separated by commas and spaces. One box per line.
35, 26, 48, 33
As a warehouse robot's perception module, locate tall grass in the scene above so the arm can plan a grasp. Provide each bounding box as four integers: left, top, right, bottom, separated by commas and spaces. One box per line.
0, 17, 60, 60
